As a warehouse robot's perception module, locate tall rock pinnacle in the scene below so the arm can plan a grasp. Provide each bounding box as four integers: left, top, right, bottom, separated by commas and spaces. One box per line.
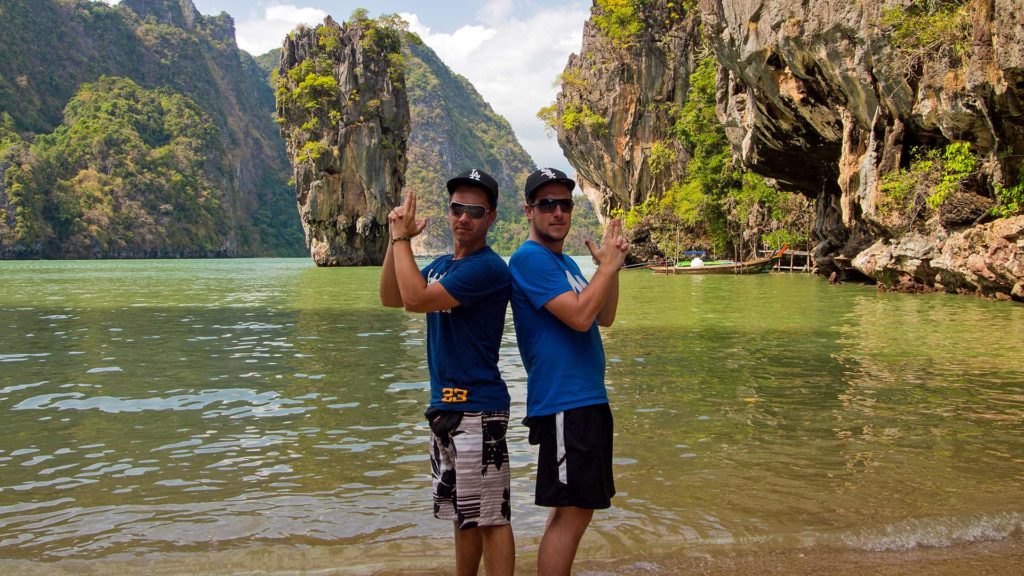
276, 14, 410, 266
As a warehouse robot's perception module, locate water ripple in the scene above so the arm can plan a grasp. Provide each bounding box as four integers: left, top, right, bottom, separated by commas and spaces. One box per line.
13, 389, 312, 416
1, 260, 1021, 564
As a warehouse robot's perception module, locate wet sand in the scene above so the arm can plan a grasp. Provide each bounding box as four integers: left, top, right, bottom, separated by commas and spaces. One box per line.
3, 533, 1021, 575
571, 535, 1024, 576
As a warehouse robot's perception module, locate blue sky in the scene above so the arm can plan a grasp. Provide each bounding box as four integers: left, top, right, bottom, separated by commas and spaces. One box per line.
104, 1, 593, 175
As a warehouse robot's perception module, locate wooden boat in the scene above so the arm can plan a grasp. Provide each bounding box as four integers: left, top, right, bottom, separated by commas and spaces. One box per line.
649, 246, 787, 275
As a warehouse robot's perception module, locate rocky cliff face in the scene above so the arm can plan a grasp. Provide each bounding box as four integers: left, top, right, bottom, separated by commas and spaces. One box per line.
549, 1, 814, 263
702, 0, 1024, 299
276, 16, 410, 266
553, 4, 700, 220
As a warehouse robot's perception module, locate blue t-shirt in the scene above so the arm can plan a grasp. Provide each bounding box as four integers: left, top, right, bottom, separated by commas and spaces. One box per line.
420, 245, 511, 412
508, 240, 608, 417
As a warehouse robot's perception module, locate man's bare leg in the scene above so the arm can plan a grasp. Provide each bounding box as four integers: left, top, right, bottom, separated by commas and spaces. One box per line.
537, 506, 593, 576
453, 522, 483, 576
479, 524, 515, 576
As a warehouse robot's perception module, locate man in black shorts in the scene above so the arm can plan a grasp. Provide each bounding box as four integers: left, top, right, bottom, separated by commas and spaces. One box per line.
508, 168, 628, 575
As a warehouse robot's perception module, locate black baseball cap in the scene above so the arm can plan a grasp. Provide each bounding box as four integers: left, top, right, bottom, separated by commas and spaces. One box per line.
446, 169, 499, 208
524, 167, 576, 201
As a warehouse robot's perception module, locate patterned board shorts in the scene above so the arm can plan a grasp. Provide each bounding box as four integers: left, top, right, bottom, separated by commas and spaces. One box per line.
429, 411, 511, 530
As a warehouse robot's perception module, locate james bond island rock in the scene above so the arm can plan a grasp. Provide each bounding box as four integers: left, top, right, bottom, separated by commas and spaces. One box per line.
257, 38, 546, 256
276, 14, 410, 266
701, 0, 1024, 299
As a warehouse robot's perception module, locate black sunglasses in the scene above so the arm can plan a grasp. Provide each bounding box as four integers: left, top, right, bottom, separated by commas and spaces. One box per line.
449, 201, 491, 219
529, 198, 574, 213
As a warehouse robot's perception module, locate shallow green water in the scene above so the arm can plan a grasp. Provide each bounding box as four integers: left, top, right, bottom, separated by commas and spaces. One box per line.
0, 259, 1021, 566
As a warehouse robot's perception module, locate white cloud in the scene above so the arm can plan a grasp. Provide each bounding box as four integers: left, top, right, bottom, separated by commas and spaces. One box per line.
401, 2, 591, 174
477, 0, 516, 23
400, 13, 497, 67
235, 4, 329, 55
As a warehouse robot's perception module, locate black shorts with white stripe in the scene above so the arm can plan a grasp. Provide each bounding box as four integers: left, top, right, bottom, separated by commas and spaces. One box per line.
526, 403, 615, 509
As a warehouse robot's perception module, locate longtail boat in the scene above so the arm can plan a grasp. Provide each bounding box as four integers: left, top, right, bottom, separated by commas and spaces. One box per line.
649, 245, 787, 275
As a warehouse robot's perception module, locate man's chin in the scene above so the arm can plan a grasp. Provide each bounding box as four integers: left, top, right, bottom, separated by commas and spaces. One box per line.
539, 228, 569, 243
453, 229, 483, 244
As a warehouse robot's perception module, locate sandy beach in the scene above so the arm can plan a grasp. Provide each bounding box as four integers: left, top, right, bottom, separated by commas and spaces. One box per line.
3, 532, 1021, 575
571, 535, 1024, 576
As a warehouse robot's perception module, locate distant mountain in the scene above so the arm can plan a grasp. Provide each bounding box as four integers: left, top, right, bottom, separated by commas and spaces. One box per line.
0, 0, 303, 258
400, 36, 537, 255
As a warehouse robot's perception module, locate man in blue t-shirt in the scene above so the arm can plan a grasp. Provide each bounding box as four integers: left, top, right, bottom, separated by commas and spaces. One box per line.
508, 167, 629, 576
379, 169, 514, 576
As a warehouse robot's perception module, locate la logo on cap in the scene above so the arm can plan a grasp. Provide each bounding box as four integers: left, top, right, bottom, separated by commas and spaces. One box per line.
541, 168, 556, 179
470, 169, 481, 181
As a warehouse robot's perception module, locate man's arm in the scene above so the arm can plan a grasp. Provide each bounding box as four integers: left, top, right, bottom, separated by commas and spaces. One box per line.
542, 265, 618, 332
542, 219, 628, 332
379, 241, 404, 308
392, 240, 460, 313
388, 190, 461, 313
596, 269, 619, 327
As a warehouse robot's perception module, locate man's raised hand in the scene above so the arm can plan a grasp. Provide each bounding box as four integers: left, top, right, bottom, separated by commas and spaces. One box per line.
585, 218, 629, 269
389, 190, 428, 240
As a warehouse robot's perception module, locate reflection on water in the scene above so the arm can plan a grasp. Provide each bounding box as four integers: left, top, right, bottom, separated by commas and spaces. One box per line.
1, 260, 1022, 567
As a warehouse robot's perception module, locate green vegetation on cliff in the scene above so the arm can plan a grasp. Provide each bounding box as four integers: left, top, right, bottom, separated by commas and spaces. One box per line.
879, 141, 1022, 233
592, 0, 644, 47
993, 180, 1024, 218
613, 57, 811, 257
540, 101, 608, 137
1, 77, 236, 257
350, 11, 408, 84
0, 0, 303, 258
592, 0, 693, 47
881, 0, 971, 77
561, 105, 609, 136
